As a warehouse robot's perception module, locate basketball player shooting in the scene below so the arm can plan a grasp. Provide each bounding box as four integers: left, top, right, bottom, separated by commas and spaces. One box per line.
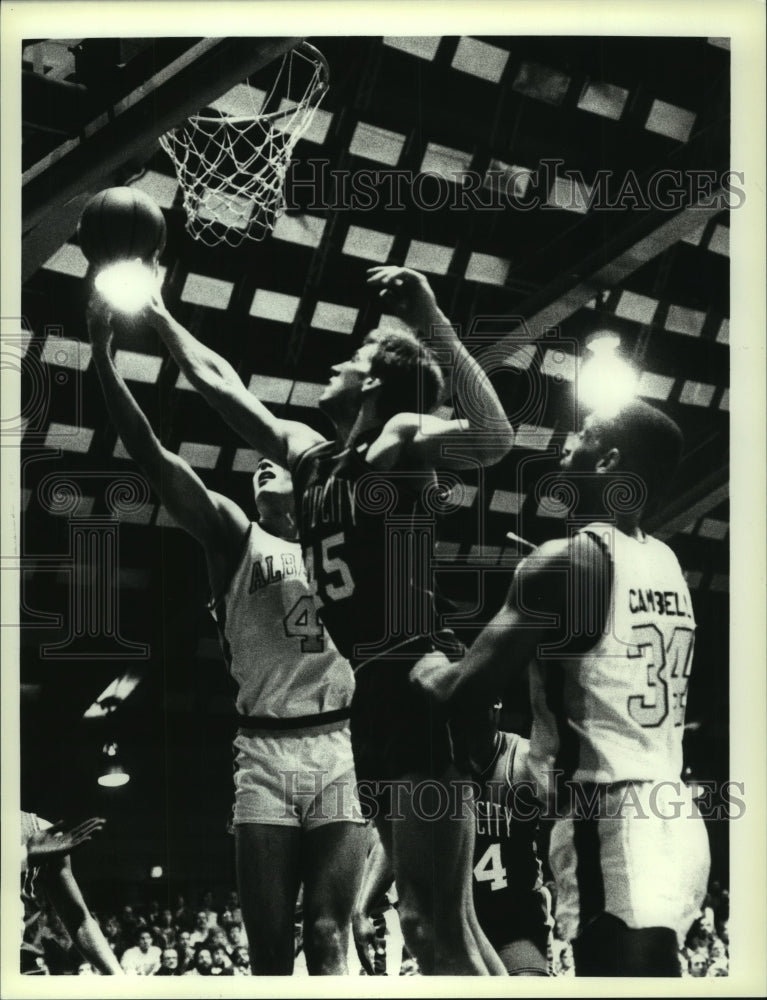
139, 265, 515, 975
86, 297, 367, 975
412, 401, 711, 976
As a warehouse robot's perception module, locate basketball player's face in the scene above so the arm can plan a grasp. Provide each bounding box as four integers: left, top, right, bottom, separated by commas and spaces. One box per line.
559, 415, 607, 473
320, 342, 378, 409
252, 458, 293, 506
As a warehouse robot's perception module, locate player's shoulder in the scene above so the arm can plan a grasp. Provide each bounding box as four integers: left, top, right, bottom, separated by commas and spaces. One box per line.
287, 423, 330, 468
503, 732, 532, 785
523, 529, 611, 570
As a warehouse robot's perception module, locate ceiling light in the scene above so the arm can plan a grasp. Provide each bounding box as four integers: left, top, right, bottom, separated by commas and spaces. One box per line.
578, 335, 639, 417
98, 741, 130, 788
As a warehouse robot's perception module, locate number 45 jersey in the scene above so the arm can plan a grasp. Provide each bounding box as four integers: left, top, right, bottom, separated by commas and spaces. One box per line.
209, 522, 354, 719
528, 523, 697, 789
292, 439, 438, 668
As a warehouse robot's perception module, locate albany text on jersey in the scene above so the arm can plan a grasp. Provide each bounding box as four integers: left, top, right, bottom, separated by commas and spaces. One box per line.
209, 523, 354, 719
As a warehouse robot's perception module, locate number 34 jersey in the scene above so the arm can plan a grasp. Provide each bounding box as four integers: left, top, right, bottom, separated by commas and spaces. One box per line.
528, 523, 697, 789
209, 523, 354, 719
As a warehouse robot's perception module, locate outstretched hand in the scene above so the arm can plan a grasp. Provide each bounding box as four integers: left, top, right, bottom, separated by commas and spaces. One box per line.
26, 817, 107, 866
366, 266, 441, 333
409, 649, 462, 705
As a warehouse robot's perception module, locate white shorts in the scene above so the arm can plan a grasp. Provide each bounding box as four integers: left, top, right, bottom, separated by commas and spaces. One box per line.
232, 721, 364, 829
549, 781, 710, 946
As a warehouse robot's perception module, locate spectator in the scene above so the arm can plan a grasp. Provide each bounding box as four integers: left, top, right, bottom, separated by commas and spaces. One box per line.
189, 910, 211, 948
153, 907, 177, 948
208, 926, 232, 956
687, 950, 708, 977
154, 946, 180, 976
184, 946, 214, 976
211, 945, 235, 976
146, 900, 161, 929
221, 907, 244, 931
200, 891, 219, 928
120, 905, 140, 939
176, 932, 195, 975
708, 960, 729, 977
717, 917, 729, 949
102, 914, 125, 957
231, 945, 251, 975
173, 894, 194, 932
685, 916, 712, 954
227, 922, 247, 950
120, 929, 161, 975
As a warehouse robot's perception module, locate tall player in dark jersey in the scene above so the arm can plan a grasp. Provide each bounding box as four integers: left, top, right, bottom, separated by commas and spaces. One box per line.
142, 266, 515, 974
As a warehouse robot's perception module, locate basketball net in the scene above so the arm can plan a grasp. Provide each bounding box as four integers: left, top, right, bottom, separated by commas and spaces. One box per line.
159, 42, 328, 247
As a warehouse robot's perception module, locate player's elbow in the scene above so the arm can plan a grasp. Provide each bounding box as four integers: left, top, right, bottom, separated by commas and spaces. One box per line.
474, 428, 514, 466
187, 351, 237, 398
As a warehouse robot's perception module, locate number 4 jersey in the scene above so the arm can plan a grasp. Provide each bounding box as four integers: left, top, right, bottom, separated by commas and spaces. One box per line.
472, 732, 551, 954
528, 523, 696, 789
209, 522, 354, 719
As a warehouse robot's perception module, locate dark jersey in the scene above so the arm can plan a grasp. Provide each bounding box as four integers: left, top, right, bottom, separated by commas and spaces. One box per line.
472, 732, 550, 948
292, 437, 441, 667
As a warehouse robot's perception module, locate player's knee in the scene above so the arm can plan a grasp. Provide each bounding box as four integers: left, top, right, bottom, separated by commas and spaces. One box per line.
398, 902, 436, 965
304, 914, 344, 961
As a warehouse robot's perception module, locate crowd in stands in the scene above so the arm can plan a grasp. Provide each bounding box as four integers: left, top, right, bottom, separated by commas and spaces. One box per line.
680, 881, 730, 978
31, 881, 729, 977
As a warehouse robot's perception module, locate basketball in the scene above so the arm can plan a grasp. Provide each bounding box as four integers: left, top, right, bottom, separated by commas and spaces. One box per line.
78, 187, 167, 265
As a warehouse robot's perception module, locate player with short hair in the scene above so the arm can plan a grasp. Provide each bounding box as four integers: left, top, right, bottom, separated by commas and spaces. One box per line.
413, 400, 710, 976
141, 266, 515, 974
87, 299, 366, 975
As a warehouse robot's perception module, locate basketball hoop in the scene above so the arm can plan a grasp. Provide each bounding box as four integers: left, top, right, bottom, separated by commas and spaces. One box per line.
159, 41, 328, 247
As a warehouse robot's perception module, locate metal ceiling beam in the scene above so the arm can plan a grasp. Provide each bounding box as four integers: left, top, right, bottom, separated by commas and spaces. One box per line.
646, 466, 728, 540
497, 193, 728, 349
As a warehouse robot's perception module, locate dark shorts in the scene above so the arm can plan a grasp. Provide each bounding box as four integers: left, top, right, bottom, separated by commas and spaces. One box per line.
349, 655, 454, 817
478, 887, 551, 954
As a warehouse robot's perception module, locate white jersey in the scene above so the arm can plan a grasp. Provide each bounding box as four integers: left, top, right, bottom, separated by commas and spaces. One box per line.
528, 522, 696, 789
209, 523, 355, 719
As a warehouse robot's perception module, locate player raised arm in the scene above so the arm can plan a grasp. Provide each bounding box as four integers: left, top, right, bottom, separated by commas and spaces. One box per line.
39, 855, 123, 975
367, 266, 514, 469
141, 290, 324, 467
87, 295, 248, 596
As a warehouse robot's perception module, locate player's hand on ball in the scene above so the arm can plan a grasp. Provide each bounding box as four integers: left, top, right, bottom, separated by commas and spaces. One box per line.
410, 650, 461, 704
366, 266, 441, 332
